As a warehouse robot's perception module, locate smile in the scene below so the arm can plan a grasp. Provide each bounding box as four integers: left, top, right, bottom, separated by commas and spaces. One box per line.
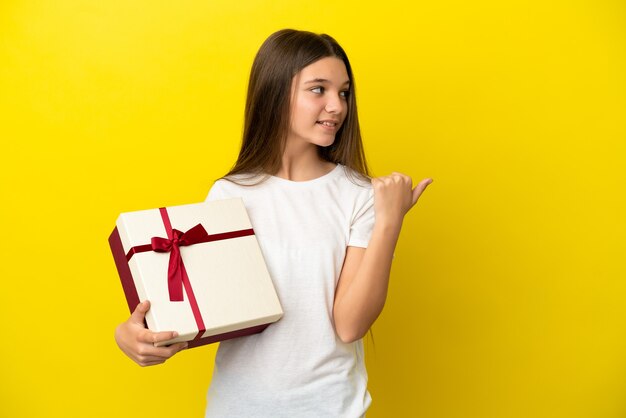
317, 121, 338, 127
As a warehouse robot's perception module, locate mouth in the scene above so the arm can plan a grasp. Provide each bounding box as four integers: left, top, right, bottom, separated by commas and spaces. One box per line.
316, 120, 340, 128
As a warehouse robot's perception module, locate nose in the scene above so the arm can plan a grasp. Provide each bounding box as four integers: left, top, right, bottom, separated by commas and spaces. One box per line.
325, 92, 345, 114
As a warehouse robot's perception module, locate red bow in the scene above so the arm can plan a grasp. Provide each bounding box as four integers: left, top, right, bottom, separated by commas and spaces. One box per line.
151, 224, 209, 301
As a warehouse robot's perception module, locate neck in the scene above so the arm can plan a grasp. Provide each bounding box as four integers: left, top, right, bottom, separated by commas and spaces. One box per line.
276, 142, 335, 182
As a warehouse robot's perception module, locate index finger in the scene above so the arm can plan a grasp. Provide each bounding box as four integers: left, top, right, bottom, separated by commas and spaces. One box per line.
139, 329, 179, 345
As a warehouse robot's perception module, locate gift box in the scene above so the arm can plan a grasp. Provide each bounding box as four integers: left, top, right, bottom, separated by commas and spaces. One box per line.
108, 198, 283, 348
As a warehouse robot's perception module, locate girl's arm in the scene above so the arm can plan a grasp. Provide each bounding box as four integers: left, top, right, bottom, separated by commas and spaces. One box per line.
333, 173, 432, 343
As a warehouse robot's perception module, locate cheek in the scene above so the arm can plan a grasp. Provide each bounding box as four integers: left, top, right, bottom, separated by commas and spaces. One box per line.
294, 100, 318, 122
340, 105, 349, 123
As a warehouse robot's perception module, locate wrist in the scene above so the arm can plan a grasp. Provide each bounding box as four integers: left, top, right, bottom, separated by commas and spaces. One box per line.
374, 217, 403, 234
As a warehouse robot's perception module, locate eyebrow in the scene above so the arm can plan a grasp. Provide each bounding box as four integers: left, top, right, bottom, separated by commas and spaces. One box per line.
304, 78, 350, 86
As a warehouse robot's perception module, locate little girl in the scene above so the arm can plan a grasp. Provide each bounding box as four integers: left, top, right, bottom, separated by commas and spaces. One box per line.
115, 29, 432, 417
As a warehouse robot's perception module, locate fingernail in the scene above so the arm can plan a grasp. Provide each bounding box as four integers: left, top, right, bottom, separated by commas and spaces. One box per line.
172, 331, 179, 338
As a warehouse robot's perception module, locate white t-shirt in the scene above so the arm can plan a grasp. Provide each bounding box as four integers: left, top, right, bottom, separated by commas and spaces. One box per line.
204, 163, 376, 418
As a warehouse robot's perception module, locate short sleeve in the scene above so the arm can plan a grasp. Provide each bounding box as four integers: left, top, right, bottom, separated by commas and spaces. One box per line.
348, 189, 375, 248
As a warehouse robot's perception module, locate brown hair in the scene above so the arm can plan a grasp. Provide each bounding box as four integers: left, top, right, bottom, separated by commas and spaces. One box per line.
221, 29, 370, 184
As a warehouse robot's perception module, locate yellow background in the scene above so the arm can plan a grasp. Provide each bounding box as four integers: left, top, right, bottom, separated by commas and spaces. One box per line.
1, 1, 625, 417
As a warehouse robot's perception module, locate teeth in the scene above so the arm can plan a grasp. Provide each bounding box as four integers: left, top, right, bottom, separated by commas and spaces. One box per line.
319, 121, 336, 127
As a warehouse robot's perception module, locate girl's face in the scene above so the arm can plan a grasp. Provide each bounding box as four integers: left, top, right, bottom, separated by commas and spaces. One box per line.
287, 57, 350, 151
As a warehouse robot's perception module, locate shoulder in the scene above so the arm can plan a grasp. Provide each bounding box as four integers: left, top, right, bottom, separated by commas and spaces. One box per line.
334, 165, 374, 204
206, 173, 270, 202
335, 165, 372, 190
328, 166, 374, 220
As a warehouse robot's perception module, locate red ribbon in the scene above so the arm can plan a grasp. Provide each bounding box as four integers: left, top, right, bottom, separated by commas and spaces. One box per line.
150, 223, 210, 301
125, 207, 255, 339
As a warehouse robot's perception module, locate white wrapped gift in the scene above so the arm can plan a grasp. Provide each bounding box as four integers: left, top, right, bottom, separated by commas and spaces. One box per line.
109, 198, 283, 348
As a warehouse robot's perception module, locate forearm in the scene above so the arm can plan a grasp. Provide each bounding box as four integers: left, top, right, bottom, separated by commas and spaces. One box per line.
334, 219, 402, 342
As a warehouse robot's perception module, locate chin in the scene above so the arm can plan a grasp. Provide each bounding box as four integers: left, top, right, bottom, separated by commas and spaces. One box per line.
315, 137, 337, 148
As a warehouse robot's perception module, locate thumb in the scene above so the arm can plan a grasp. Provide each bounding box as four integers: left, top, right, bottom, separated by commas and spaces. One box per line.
130, 300, 150, 324
411, 178, 433, 206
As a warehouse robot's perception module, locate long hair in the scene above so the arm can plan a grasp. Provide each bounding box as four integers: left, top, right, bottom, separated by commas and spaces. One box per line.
222, 29, 370, 184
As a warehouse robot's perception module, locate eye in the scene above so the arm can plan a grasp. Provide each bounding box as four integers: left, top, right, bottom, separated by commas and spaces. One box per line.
310, 86, 324, 94
339, 90, 350, 99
